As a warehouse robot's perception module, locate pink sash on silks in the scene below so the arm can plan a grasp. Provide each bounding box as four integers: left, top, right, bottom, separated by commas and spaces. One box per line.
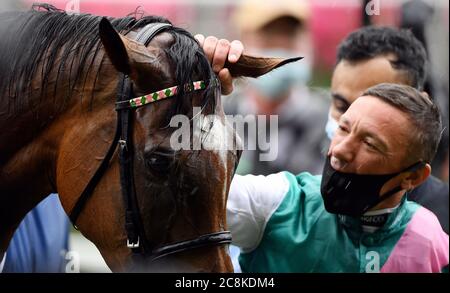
381, 207, 449, 273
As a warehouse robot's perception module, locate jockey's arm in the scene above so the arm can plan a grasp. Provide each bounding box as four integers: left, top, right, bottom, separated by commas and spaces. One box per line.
226, 173, 289, 253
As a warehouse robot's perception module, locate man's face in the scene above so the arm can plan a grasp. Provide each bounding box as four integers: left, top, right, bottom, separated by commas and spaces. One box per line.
328, 96, 413, 177
330, 55, 411, 121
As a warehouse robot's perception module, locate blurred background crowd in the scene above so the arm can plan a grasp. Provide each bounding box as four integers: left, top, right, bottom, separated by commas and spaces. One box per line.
1, 0, 448, 272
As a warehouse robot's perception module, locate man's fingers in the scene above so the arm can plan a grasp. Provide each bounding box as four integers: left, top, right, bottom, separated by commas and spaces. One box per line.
228, 40, 244, 63
194, 34, 205, 47
202, 36, 218, 64
218, 68, 233, 96
212, 39, 231, 73
197, 36, 242, 95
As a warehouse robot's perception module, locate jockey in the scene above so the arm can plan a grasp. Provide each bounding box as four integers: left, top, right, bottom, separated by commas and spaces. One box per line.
225, 83, 449, 272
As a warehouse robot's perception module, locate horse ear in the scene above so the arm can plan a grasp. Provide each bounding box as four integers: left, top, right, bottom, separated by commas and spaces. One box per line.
99, 17, 131, 75
225, 55, 303, 78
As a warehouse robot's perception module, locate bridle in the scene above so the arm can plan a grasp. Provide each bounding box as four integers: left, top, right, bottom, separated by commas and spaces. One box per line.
69, 22, 232, 261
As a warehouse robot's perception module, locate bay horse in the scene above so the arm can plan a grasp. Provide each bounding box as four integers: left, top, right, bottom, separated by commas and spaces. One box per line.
0, 5, 298, 272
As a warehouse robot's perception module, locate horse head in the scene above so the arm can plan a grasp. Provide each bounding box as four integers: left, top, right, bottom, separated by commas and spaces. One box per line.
0, 9, 300, 272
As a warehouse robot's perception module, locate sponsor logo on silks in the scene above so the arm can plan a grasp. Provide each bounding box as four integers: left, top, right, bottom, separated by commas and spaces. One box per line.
360, 214, 389, 227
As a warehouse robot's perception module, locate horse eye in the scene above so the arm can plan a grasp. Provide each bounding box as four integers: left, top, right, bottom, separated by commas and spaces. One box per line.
145, 149, 174, 174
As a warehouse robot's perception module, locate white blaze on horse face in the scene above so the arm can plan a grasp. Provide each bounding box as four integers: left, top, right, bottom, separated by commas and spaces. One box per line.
201, 116, 227, 152
226, 117, 243, 152
173, 107, 237, 202
201, 114, 228, 167
198, 112, 234, 202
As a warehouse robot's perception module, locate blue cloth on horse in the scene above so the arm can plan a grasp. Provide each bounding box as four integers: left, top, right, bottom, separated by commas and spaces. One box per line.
3, 194, 70, 273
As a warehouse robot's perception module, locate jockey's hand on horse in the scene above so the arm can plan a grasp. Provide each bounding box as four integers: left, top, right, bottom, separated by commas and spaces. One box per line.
195, 35, 244, 95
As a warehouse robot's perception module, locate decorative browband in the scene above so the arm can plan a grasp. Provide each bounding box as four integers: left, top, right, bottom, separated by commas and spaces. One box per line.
116, 80, 207, 110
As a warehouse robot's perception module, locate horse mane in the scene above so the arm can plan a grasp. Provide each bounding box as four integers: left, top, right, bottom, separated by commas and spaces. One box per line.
0, 4, 216, 118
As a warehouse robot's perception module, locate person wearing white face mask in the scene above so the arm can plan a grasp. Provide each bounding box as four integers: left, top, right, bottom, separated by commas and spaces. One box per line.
223, 0, 329, 177
248, 48, 312, 101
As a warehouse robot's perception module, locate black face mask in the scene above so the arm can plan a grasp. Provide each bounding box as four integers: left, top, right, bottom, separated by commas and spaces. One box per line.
320, 156, 424, 218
